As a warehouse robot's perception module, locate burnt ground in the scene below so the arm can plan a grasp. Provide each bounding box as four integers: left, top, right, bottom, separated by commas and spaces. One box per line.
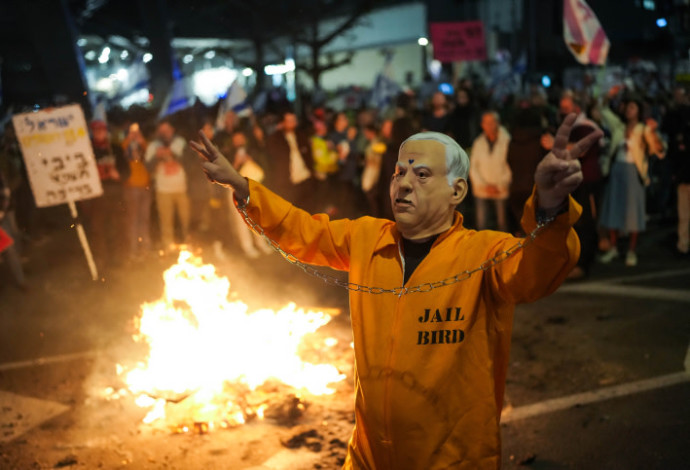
1, 208, 689, 469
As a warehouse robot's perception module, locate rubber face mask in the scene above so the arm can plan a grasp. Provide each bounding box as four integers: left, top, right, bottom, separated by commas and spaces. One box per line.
389, 139, 456, 240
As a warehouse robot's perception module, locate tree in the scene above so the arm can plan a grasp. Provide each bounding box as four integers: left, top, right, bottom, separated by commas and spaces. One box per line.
292, 0, 374, 89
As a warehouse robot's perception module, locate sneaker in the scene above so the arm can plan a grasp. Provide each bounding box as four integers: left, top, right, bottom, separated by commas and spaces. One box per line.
599, 247, 619, 264
625, 251, 638, 267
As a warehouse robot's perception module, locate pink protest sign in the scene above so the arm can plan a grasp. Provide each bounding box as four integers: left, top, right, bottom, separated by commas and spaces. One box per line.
429, 21, 487, 62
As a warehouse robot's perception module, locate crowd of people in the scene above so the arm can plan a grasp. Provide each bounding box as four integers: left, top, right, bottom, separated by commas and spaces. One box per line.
1, 76, 689, 286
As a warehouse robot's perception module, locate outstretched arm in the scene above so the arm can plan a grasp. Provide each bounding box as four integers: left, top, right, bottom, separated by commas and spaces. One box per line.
534, 113, 603, 212
190, 131, 250, 202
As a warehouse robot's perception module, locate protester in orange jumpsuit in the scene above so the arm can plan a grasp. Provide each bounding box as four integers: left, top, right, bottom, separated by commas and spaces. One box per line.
191, 114, 601, 469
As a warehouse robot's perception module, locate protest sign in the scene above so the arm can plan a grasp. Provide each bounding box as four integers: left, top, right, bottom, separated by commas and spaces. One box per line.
12, 104, 102, 208
429, 21, 487, 63
12, 104, 101, 280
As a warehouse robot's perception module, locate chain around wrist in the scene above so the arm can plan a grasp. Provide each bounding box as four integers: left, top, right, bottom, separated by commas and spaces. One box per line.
239, 207, 550, 296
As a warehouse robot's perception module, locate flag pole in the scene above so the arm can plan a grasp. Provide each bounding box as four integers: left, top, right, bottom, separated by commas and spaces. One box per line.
67, 200, 99, 281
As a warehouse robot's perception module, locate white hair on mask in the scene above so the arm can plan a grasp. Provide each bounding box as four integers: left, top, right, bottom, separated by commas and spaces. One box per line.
400, 132, 469, 185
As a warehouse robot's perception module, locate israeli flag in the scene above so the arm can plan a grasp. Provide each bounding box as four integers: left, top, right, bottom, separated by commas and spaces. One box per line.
159, 77, 194, 118
369, 52, 400, 111
215, 80, 249, 129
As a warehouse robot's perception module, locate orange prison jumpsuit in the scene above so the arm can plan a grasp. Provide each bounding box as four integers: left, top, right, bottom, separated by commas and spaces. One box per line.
240, 180, 581, 469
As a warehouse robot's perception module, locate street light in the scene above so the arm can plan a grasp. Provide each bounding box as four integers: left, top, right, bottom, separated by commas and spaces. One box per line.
418, 37, 429, 81
98, 46, 110, 64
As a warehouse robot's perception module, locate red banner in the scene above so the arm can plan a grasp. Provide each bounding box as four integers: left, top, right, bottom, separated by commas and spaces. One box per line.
429, 21, 487, 62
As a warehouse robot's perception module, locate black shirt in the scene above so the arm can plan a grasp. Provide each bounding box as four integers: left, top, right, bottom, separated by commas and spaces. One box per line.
402, 235, 439, 285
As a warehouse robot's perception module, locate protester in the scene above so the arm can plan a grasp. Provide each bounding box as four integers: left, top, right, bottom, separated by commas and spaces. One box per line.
266, 111, 315, 211
80, 120, 129, 271
598, 92, 667, 266
447, 87, 479, 150
191, 113, 601, 470
329, 112, 362, 219
506, 105, 549, 234
0, 169, 26, 290
184, 130, 214, 238
0, 122, 36, 243
661, 86, 690, 255
121, 122, 151, 261
310, 119, 339, 215
469, 111, 512, 231
226, 131, 272, 259
213, 110, 240, 157
421, 91, 451, 133
543, 92, 604, 278
360, 123, 386, 217
145, 119, 190, 254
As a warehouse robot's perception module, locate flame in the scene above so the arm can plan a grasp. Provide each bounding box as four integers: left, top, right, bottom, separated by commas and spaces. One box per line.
118, 250, 346, 427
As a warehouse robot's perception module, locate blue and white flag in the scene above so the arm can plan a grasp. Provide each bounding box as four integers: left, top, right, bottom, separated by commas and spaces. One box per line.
369, 52, 400, 111
159, 77, 194, 119
215, 80, 249, 129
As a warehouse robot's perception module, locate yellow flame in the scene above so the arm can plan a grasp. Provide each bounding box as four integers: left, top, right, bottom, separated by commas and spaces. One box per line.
119, 251, 346, 425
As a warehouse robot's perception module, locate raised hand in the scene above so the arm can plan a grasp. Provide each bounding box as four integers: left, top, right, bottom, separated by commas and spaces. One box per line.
534, 113, 603, 211
190, 131, 249, 201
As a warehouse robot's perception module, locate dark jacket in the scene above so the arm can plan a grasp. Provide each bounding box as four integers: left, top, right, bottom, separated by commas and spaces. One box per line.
266, 129, 314, 197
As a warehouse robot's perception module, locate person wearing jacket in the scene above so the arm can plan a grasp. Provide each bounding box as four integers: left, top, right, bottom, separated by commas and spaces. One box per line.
266, 111, 315, 211
191, 114, 600, 470
469, 111, 512, 231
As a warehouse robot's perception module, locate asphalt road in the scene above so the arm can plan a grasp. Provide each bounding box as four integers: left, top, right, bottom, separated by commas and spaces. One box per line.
0, 211, 688, 469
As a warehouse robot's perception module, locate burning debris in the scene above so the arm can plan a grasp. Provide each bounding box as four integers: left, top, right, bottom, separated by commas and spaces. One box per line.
282, 429, 324, 452
109, 250, 347, 432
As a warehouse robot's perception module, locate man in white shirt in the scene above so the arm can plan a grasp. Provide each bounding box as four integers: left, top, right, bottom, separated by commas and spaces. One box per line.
145, 120, 190, 252
469, 111, 512, 231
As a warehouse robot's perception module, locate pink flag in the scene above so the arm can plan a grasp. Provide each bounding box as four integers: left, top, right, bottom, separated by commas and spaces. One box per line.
563, 0, 610, 65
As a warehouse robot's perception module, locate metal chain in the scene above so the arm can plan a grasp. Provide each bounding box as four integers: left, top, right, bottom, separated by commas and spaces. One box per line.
239, 206, 554, 296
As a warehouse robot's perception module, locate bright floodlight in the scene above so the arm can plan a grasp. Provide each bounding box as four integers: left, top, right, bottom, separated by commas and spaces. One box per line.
204, 50, 216, 59
121, 50, 129, 60
143, 53, 153, 63
418, 37, 429, 46
183, 54, 194, 64
242, 68, 253, 77
656, 18, 667, 28
98, 46, 111, 64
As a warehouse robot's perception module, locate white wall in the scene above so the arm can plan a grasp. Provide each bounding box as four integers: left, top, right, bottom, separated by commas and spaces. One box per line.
318, 42, 424, 90
319, 2, 427, 53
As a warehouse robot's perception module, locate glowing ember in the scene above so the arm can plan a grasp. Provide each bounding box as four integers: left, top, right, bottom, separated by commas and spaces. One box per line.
118, 250, 346, 428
